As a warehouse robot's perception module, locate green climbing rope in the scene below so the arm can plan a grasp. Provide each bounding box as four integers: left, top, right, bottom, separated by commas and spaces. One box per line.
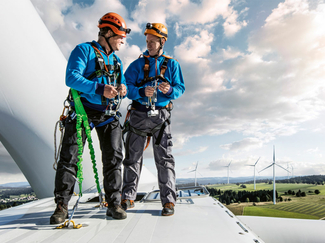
70, 88, 101, 196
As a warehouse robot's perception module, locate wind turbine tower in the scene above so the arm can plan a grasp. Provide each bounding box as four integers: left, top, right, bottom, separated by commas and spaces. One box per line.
259, 146, 290, 205
248, 157, 260, 190
188, 161, 199, 186
226, 161, 232, 184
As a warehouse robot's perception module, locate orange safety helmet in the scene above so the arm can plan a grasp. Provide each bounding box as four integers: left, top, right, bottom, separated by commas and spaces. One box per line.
144, 23, 168, 41
98, 12, 131, 37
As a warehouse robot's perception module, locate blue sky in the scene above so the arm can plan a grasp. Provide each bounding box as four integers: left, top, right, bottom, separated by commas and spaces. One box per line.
1, 0, 325, 184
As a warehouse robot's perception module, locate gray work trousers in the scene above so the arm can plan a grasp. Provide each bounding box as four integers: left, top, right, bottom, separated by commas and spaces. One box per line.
122, 108, 176, 206
54, 107, 123, 208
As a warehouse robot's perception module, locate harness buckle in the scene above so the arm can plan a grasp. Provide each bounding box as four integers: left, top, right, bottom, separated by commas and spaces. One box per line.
105, 110, 116, 116
147, 109, 159, 117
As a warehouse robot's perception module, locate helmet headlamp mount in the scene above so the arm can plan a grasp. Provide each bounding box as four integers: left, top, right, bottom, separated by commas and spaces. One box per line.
145, 23, 168, 38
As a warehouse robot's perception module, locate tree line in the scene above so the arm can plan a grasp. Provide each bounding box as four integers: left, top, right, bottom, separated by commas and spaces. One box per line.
245, 175, 325, 185
0, 187, 34, 199
207, 187, 278, 205
206, 187, 321, 205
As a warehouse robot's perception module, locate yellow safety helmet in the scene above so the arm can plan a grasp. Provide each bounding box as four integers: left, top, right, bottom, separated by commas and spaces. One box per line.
144, 23, 168, 41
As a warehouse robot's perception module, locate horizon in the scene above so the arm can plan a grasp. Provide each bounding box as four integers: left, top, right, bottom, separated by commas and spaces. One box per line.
3, 174, 323, 188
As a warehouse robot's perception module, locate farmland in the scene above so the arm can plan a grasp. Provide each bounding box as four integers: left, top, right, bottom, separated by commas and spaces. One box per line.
208, 183, 325, 219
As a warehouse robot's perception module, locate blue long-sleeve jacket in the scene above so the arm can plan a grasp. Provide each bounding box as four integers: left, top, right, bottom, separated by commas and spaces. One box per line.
66, 41, 126, 107
125, 50, 185, 107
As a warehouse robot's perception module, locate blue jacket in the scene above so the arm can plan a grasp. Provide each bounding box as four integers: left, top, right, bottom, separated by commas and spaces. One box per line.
125, 50, 185, 107
66, 41, 126, 108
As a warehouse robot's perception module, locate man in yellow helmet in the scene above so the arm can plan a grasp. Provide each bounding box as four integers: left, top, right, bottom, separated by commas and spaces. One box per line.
121, 23, 185, 216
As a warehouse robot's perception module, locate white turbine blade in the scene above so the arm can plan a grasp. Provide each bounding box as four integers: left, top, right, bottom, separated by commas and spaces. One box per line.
228, 160, 232, 167
195, 161, 198, 170
188, 170, 195, 173
273, 145, 275, 162
255, 157, 261, 166
275, 163, 290, 173
259, 163, 273, 173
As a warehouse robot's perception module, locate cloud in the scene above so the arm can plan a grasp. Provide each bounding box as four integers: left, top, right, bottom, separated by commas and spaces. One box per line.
170, 0, 325, 151
223, 6, 248, 37
131, 0, 246, 37
175, 146, 208, 157
222, 47, 244, 60
220, 137, 263, 151
31, 0, 133, 58
305, 147, 322, 158
207, 158, 251, 171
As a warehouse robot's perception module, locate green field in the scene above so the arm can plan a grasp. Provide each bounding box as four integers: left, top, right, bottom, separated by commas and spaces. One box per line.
210, 183, 324, 194
209, 183, 325, 219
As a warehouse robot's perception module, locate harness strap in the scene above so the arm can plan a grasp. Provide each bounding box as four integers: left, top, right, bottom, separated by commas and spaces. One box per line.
87, 43, 121, 105
127, 117, 171, 148
95, 112, 121, 128
155, 118, 170, 146
144, 56, 150, 80
135, 55, 171, 87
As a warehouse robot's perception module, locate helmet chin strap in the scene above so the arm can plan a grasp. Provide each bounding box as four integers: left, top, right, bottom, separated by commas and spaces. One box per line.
100, 33, 114, 55
150, 38, 164, 58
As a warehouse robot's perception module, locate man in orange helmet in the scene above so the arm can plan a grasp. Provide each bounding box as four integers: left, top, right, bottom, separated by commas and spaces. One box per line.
121, 23, 185, 216
50, 12, 130, 224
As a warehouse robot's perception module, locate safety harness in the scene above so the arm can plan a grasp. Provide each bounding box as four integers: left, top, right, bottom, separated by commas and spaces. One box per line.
88, 42, 122, 116
123, 55, 172, 151
53, 43, 122, 229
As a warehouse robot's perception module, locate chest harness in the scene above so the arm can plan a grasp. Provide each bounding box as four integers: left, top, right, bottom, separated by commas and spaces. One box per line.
88, 43, 122, 117
123, 55, 172, 151
66, 43, 123, 129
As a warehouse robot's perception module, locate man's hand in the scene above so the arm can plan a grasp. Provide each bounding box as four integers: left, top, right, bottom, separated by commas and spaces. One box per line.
117, 84, 127, 96
158, 82, 170, 94
103, 85, 118, 99
145, 86, 155, 97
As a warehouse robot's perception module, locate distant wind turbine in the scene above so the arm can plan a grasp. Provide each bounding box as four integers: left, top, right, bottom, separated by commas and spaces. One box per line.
259, 146, 290, 205
188, 161, 199, 186
286, 163, 290, 180
247, 157, 260, 190
291, 164, 295, 179
225, 161, 232, 184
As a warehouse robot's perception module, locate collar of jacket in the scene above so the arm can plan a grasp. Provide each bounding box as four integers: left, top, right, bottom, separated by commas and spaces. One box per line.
143, 50, 166, 59
92, 40, 115, 55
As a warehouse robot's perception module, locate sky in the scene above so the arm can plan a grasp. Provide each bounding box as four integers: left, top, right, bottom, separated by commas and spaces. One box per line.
1, 0, 325, 184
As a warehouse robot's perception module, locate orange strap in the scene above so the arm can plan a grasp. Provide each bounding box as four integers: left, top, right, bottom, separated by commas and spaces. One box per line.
92, 46, 109, 73
144, 137, 151, 151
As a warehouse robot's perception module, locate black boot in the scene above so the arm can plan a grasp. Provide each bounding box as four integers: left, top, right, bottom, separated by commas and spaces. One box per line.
50, 202, 68, 224
106, 204, 127, 219
161, 202, 174, 216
